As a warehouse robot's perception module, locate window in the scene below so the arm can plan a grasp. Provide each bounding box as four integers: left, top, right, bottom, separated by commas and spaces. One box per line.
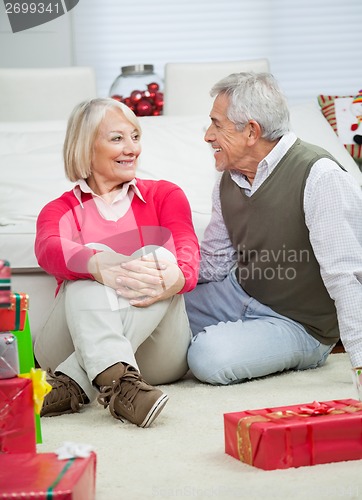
72, 0, 362, 104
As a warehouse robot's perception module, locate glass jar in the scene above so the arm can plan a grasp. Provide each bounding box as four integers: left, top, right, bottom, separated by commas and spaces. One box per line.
109, 64, 163, 116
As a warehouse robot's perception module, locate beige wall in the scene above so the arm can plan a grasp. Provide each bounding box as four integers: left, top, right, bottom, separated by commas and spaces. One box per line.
0, 2, 73, 68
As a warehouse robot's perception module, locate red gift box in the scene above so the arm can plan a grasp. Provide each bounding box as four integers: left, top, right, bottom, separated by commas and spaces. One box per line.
0, 260, 11, 310
224, 399, 362, 470
0, 376, 36, 453
0, 292, 29, 332
0, 452, 97, 499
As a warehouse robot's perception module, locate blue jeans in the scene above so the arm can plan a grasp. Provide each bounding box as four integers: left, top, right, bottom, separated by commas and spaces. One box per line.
185, 271, 334, 385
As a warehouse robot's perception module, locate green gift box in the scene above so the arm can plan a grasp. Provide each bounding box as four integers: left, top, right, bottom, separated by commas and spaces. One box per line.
12, 312, 42, 444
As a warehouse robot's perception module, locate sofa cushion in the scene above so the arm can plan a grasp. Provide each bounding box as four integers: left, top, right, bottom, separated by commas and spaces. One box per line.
290, 100, 362, 182
317, 94, 362, 163
134, 114, 217, 239
0, 121, 72, 226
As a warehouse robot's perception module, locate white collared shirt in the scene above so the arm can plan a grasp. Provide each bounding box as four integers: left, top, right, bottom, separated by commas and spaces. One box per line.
199, 132, 362, 367
73, 178, 146, 221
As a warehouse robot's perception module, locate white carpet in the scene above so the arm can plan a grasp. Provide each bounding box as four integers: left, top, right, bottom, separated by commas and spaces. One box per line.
37, 353, 362, 500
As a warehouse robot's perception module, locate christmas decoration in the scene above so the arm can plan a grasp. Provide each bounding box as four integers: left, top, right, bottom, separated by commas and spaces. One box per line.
109, 65, 163, 117
111, 82, 163, 117
350, 89, 362, 145
19, 367, 52, 415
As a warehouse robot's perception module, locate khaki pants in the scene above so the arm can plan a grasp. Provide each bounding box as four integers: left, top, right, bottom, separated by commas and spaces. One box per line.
34, 280, 191, 400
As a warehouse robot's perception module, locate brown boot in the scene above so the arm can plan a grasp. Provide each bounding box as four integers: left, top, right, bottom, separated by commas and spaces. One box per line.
97, 364, 168, 427
41, 370, 89, 417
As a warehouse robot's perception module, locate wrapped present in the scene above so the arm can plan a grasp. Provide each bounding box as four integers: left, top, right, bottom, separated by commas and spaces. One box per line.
0, 292, 29, 332
12, 313, 43, 444
0, 260, 11, 310
352, 367, 362, 401
0, 451, 97, 499
0, 333, 19, 379
0, 376, 36, 454
224, 399, 362, 470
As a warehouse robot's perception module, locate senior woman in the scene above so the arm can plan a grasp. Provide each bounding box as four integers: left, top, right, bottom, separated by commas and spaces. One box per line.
34, 97, 200, 427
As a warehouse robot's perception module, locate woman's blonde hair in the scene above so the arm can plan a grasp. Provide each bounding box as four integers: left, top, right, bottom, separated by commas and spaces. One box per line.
63, 97, 141, 182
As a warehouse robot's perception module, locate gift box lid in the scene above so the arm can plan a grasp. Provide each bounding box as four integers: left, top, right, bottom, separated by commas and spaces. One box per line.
224, 398, 362, 424
0, 292, 29, 333
7, 292, 29, 312
0, 452, 97, 499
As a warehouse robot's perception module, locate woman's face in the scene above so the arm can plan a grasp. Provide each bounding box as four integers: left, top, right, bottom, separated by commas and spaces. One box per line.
88, 107, 141, 194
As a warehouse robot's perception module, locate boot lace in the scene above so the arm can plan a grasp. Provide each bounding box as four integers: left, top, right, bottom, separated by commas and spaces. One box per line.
97, 365, 143, 421
45, 369, 87, 413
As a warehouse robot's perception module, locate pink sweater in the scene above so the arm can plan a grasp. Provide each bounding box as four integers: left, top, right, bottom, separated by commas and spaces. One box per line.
35, 179, 200, 295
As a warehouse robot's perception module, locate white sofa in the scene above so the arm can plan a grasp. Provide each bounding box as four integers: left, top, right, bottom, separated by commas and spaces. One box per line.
1, 101, 362, 341
163, 58, 270, 116
0, 67, 97, 121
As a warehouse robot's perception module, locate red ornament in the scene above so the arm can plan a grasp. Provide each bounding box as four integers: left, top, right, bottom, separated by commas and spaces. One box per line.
122, 97, 135, 112
153, 92, 164, 110
148, 82, 159, 92
136, 98, 154, 116
130, 90, 143, 104
111, 85, 163, 116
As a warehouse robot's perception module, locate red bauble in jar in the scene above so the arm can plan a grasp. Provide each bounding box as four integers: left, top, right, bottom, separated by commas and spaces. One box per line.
129, 90, 143, 104
153, 91, 164, 111
137, 98, 154, 116
109, 64, 163, 116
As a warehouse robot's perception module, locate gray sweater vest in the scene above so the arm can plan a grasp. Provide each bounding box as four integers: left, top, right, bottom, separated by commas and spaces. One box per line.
220, 139, 341, 344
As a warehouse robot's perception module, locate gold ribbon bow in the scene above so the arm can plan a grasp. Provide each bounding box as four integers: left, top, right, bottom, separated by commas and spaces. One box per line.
19, 368, 52, 414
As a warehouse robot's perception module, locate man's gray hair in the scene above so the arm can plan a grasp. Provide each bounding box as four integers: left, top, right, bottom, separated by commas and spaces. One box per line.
210, 72, 290, 141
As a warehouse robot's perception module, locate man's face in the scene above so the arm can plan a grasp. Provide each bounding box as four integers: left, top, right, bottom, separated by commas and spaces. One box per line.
204, 93, 251, 173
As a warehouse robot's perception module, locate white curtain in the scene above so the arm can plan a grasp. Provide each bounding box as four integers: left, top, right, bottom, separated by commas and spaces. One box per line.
71, 0, 362, 104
